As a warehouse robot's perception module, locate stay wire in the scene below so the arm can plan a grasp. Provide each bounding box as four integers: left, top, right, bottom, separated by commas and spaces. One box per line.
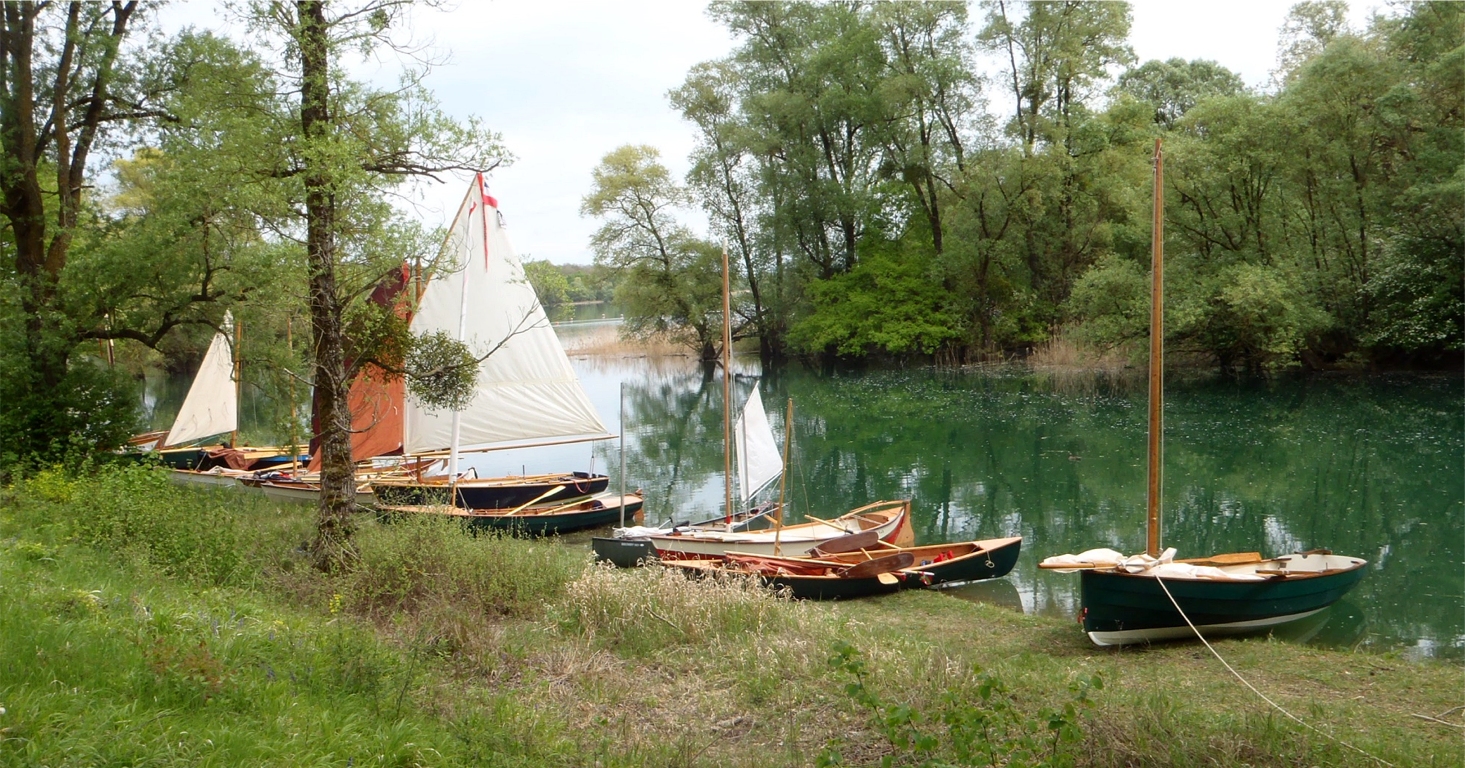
1152, 576, 1393, 767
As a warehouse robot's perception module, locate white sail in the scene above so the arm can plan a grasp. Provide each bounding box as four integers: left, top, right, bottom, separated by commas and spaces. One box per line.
404, 176, 610, 455
734, 383, 783, 504
164, 312, 237, 446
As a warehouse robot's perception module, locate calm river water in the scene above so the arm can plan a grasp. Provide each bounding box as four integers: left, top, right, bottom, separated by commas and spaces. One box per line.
147, 308, 1463, 660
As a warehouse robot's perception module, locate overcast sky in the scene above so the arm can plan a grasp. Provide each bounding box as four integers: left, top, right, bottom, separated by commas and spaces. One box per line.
168, 1, 1386, 265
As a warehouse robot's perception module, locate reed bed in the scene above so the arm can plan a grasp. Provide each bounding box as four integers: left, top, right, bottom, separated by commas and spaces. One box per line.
562, 325, 689, 358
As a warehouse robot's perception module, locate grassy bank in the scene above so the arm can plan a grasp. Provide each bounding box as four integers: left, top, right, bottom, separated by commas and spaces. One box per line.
0, 465, 1458, 767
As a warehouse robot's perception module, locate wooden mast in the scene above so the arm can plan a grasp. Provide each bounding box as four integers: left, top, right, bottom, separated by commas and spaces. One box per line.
231, 319, 242, 449
722, 246, 733, 526
288, 316, 299, 474
618, 382, 627, 528
774, 398, 792, 556
1146, 138, 1165, 557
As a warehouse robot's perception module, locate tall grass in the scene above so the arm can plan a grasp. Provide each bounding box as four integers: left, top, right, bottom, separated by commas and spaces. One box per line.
554, 562, 810, 656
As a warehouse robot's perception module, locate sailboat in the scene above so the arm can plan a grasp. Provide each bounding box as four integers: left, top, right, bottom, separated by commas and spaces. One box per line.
590, 380, 789, 567
134, 313, 302, 486
1039, 139, 1366, 646
645, 248, 912, 561
371, 174, 624, 514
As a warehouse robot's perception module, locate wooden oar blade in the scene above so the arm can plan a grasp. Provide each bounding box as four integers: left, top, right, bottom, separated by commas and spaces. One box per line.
808, 530, 879, 556
842, 552, 914, 579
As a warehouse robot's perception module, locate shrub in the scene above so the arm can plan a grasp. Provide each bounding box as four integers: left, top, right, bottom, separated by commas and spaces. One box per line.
19, 464, 247, 587
340, 514, 582, 621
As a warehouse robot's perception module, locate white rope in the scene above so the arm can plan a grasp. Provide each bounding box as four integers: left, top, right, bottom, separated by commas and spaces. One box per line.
1153, 575, 1394, 767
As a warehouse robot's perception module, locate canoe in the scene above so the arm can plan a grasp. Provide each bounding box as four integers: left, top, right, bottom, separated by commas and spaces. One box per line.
1078, 552, 1368, 646
253, 479, 377, 506
167, 468, 252, 489
662, 551, 918, 600
371, 471, 609, 509
590, 501, 781, 567
645, 499, 913, 559
379, 491, 644, 536
807, 536, 1023, 588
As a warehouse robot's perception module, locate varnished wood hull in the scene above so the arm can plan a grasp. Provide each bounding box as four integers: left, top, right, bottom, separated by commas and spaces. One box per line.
372, 472, 608, 510
380, 492, 643, 536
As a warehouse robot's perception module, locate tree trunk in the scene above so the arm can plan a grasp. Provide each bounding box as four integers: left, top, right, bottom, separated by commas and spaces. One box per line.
299, 0, 357, 571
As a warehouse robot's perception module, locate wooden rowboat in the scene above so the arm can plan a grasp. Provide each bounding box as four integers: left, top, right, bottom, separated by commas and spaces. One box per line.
661, 550, 917, 600
1075, 552, 1368, 646
379, 491, 644, 536
807, 536, 1023, 588
645, 499, 913, 559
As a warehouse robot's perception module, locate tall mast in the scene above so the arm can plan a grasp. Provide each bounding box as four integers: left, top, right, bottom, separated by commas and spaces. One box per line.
618, 382, 627, 528
231, 319, 242, 449
288, 315, 298, 474
1146, 138, 1165, 557
774, 398, 792, 557
722, 245, 733, 526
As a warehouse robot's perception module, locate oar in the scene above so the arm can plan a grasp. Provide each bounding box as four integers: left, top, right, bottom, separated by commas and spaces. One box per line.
502, 485, 566, 516
802, 513, 857, 534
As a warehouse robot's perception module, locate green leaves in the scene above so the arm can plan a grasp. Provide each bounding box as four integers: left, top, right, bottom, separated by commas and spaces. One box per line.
821, 640, 1099, 768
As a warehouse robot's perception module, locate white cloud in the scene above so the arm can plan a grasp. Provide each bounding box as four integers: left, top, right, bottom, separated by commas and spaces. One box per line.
159, 0, 1385, 265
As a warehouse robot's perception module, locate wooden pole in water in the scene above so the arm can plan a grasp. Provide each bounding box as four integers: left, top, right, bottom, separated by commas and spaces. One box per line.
722, 245, 733, 527
619, 381, 627, 528
231, 319, 243, 449
288, 316, 299, 475
774, 398, 792, 557
1147, 138, 1165, 558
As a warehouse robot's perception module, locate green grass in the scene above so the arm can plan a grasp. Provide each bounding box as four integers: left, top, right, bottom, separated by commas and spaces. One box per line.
0, 464, 1459, 767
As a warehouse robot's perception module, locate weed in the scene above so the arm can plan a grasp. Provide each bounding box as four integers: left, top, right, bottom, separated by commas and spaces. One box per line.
820, 639, 1101, 768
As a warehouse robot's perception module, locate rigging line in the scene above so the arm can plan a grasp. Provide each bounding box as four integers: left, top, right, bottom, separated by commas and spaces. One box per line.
1152, 576, 1394, 768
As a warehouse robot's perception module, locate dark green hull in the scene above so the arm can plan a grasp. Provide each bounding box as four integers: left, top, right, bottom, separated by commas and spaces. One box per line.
459, 497, 643, 536
1080, 559, 1367, 645
591, 537, 660, 567
763, 572, 907, 600
907, 538, 1022, 587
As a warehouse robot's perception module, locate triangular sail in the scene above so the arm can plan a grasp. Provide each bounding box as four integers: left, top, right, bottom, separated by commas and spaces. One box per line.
403, 176, 609, 455
164, 312, 237, 447
734, 383, 783, 504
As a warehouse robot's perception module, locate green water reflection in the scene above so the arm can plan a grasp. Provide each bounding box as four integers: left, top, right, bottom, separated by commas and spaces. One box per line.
145, 344, 1462, 658
597, 362, 1462, 659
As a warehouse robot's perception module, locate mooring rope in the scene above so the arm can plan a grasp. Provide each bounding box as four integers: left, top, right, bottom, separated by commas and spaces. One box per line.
1152, 575, 1394, 767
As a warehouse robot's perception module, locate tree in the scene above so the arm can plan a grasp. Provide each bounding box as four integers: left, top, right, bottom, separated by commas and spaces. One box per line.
581, 145, 725, 361
255, 0, 508, 570
0, 4, 290, 468
1115, 58, 1246, 129
523, 260, 570, 310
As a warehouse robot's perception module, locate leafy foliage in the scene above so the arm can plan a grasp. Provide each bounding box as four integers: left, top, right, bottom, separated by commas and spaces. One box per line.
403, 330, 479, 413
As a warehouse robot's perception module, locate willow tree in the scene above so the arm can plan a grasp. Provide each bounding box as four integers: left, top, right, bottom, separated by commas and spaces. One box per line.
255, 0, 508, 570
0, 3, 291, 467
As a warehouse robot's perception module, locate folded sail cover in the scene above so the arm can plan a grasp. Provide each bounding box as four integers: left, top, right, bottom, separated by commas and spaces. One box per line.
734, 383, 783, 504
404, 175, 609, 454
164, 312, 238, 447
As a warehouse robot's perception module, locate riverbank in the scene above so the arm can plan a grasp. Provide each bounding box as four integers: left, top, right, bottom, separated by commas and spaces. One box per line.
1, 466, 1459, 767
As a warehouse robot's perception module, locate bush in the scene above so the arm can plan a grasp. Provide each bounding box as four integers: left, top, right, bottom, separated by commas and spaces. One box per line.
341, 514, 582, 621
19, 464, 246, 587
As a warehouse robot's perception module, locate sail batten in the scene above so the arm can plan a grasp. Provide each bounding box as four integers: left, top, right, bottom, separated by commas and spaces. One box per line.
163, 312, 238, 447
734, 383, 784, 504
403, 176, 608, 455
